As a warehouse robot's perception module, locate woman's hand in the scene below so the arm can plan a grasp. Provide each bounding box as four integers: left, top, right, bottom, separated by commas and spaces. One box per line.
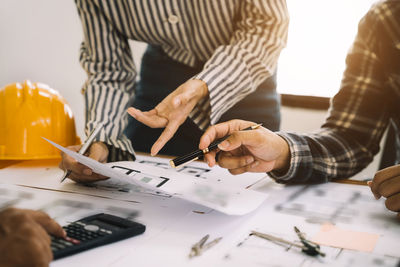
58, 141, 109, 183
127, 79, 208, 156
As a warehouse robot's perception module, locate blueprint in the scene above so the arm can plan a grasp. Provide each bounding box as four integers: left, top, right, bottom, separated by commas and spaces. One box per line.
3, 139, 270, 215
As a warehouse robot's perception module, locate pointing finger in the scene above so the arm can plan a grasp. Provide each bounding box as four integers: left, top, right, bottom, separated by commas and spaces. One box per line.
127, 107, 168, 128
151, 120, 180, 156
30, 210, 66, 238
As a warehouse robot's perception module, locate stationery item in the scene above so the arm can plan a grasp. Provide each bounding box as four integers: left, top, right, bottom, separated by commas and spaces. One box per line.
60, 122, 104, 183
170, 123, 263, 169
312, 223, 379, 252
294, 226, 325, 257
189, 234, 222, 258
51, 213, 145, 260
251, 227, 325, 257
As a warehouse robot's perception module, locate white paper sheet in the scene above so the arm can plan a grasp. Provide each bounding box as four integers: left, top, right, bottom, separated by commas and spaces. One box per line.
43, 138, 268, 215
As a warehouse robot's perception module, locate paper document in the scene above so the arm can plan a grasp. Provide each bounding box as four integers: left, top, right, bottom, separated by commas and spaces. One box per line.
312, 223, 379, 252
43, 138, 267, 215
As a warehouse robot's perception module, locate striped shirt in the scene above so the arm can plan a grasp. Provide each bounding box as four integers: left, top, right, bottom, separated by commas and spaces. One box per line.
75, 0, 289, 159
270, 0, 400, 183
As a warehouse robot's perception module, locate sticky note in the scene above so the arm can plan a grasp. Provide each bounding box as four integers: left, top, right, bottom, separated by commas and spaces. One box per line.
312, 223, 379, 252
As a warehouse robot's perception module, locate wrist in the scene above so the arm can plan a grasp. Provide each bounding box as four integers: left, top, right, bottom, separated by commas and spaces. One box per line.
192, 79, 209, 99
274, 136, 291, 173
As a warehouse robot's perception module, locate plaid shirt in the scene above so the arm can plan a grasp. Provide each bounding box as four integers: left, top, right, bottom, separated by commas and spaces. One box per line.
270, 0, 400, 183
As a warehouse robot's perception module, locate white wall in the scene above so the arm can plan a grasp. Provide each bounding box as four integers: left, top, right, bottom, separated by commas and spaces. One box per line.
0, 0, 381, 179
0, 0, 146, 138
0, 0, 86, 136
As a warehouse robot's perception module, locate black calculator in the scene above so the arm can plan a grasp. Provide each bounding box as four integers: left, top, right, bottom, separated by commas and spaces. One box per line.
51, 213, 146, 260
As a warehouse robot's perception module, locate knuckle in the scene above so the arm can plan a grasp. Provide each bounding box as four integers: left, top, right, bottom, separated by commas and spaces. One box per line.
19, 224, 38, 237
36, 210, 50, 219
240, 157, 248, 166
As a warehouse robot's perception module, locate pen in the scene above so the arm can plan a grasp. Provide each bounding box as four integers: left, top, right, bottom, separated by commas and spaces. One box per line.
170, 123, 262, 169
60, 122, 104, 183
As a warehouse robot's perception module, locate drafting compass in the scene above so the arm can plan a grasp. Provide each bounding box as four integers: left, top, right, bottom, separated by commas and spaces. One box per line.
251, 226, 325, 257
189, 234, 222, 258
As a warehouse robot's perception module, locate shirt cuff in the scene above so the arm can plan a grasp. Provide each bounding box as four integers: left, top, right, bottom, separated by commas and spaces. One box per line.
188, 77, 211, 131
105, 143, 136, 162
86, 123, 136, 162
268, 132, 313, 184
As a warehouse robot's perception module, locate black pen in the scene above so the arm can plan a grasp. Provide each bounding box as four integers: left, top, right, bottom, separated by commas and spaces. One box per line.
170, 123, 262, 168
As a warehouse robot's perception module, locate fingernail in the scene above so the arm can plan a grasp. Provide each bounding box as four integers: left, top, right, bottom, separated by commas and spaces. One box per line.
218, 140, 229, 149
251, 161, 259, 168
83, 169, 92, 175
246, 156, 254, 164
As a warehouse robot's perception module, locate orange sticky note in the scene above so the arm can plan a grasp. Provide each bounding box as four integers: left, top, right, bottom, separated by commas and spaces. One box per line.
312, 223, 379, 252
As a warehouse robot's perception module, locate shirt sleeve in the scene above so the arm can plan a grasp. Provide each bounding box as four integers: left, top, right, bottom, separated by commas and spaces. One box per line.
75, 0, 136, 161
269, 2, 399, 183
192, 0, 289, 129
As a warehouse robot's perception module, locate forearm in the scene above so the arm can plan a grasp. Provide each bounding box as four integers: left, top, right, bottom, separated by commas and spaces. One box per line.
270, 129, 377, 184
191, 0, 289, 128
76, 0, 137, 160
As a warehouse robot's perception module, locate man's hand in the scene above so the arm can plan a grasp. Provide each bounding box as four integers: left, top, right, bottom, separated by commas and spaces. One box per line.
127, 79, 208, 156
58, 141, 109, 183
369, 165, 400, 221
199, 119, 291, 175
0, 208, 66, 267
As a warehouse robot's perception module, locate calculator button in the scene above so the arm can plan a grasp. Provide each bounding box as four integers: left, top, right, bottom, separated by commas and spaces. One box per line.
55, 244, 66, 249
65, 236, 81, 245
84, 225, 100, 232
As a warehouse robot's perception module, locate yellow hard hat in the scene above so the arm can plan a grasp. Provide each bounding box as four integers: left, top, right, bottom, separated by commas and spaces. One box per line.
0, 80, 80, 160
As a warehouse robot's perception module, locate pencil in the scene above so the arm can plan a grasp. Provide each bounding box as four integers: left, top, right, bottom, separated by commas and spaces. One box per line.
60, 122, 104, 183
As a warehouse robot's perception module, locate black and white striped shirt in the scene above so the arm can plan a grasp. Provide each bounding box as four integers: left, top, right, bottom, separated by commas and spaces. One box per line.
75, 0, 289, 158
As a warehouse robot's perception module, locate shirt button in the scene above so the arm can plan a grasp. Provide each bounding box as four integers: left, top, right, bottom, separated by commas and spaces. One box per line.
168, 14, 179, 24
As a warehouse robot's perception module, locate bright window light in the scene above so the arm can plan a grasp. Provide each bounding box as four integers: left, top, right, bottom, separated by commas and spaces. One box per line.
277, 0, 377, 97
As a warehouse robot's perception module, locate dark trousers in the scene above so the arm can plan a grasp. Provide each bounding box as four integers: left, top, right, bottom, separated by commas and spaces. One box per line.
125, 45, 280, 156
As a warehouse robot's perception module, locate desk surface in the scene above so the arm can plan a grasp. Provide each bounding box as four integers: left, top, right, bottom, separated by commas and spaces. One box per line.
0, 155, 398, 267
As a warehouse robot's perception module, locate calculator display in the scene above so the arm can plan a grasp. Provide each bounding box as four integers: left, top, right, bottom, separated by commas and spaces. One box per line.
89, 219, 126, 231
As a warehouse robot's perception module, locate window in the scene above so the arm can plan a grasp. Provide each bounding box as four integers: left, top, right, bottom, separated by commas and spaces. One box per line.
277, 0, 377, 97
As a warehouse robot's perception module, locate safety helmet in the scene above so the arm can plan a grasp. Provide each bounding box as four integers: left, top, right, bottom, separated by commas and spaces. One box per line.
0, 80, 80, 160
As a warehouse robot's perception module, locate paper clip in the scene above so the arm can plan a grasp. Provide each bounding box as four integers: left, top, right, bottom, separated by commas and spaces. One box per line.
189, 234, 222, 258
251, 227, 325, 257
